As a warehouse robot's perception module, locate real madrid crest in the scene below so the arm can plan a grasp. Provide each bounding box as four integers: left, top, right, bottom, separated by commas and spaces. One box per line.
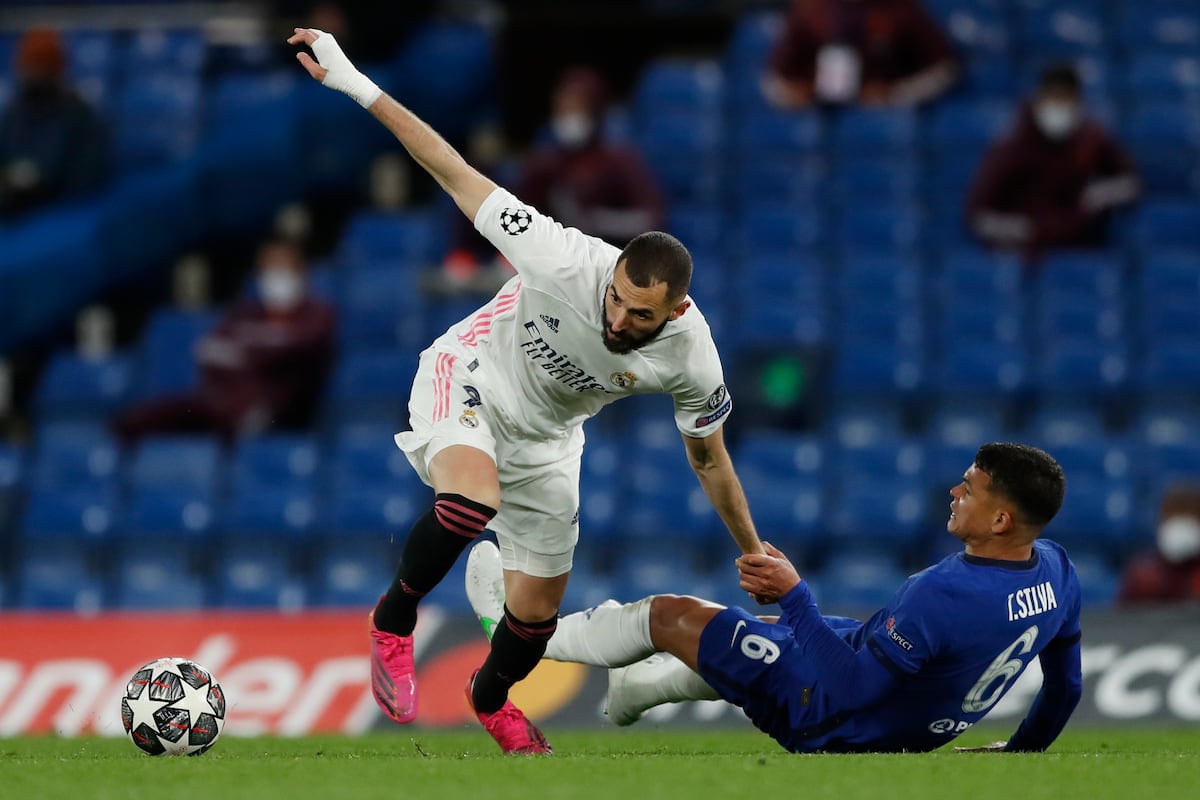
459, 409, 479, 428
609, 371, 637, 389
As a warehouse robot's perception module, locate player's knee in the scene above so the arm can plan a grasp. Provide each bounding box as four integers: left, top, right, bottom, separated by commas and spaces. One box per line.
649, 594, 708, 636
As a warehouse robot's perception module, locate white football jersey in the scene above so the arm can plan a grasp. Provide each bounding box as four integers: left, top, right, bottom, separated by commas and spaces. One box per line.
423, 186, 732, 441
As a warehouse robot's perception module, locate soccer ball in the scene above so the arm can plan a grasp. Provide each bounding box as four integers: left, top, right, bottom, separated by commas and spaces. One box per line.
121, 657, 227, 756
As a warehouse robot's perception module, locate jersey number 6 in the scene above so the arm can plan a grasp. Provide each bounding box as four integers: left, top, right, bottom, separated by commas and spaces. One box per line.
962, 625, 1039, 714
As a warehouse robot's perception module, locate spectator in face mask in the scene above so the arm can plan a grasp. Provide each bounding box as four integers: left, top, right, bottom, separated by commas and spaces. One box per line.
514, 66, 665, 247
1117, 482, 1200, 605
763, 0, 959, 109
114, 239, 337, 442
966, 63, 1139, 260
0, 28, 111, 218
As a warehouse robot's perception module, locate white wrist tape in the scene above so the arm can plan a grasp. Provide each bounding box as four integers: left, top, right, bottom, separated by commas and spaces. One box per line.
310, 30, 382, 108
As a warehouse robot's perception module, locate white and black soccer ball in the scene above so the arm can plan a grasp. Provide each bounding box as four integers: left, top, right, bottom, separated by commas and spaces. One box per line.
499, 207, 532, 236
121, 657, 227, 756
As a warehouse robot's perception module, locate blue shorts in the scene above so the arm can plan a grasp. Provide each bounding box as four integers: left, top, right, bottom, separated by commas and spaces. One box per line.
696, 607, 842, 751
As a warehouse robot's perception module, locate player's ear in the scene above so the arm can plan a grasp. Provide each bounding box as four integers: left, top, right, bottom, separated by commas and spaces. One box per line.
668, 300, 691, 320
992, 508, 1014, 534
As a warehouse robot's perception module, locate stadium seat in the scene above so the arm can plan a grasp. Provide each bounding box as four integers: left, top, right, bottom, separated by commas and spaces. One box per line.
220, 484, 316, 541
230, 435, 319, 491
1047, 477, 1134, 555
830, 109, 918, 157
15, 548, 103, 612
827, 477, 927, 550
110, 540, 206, 610
1130, 201, 1200, 249
215, 542, 304, 610
633, 59, 725, 119
1069, 549, 1119, 608
926, 100, 1011, 154
130, 309, 218, 399
20, 483, 118, 544
30, 422, 120, 487
322, 482, 427, 538
1016, 3, 1106, 56
1120, 54, 1200, 101
828, 340, 924, 397
834, 437, 926, 481
741, 474, 825, 553
338, 209, 446, 271
122, 27, 206, 76
828, 160, 921, 207
33, 351, 132, 423
1114, 4, 1200, 54
114, 74, 203, 168
128, 436, 220, 493
1035, 340, 1130, 397
729, 110, 823, 162
730, 158, 824, 207
1139, 341, 1200, 396
930, 340, 1027, 396
733, 207, 826, 256
813, 553, 909, 615
626, 447, 722, 540
66, 29, 117, 106
121, 486, 216, 538
1038, 439, 1133, 485
1026, 404, 1106, 447
324, 349, 419, 419
1034, 294, 1125, 342
339, 267, 428, 353
309, 539, 399, 608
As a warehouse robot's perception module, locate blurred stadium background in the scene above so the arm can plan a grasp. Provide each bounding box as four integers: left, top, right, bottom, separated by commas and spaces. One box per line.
0, 0, 1198, 637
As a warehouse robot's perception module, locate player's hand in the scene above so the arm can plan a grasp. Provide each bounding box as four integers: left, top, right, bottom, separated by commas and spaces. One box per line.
736, 541, 802, 600
953, 741, 1007, 753
286, 28, 381, 108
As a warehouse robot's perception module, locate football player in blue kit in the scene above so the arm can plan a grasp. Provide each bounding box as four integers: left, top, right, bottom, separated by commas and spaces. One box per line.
467, 442, 1084, 753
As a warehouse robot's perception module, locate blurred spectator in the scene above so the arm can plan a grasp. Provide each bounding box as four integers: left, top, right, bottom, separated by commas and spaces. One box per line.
763, 0, 959, 109
114, 239, 336, 442
966, 64, 1139, 259
1117, 482, 1200, 605
0, 28, 111, 218
435, 66, 664, 293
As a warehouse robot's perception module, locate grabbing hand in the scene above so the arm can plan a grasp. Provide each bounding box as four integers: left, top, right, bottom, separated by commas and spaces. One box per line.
736, 542, 802, 602
286, 28, 381, 108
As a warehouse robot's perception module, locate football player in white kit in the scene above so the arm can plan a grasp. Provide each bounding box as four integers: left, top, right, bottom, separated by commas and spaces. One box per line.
289, 28, 764, 754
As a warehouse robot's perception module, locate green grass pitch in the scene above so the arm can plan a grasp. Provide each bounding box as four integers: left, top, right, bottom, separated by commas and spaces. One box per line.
2, 728, 1197, 800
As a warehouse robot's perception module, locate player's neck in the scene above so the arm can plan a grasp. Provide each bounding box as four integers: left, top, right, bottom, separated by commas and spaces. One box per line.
964, 539, 1035, 562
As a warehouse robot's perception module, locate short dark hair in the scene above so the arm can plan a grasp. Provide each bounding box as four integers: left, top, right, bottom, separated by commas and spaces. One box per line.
618, 231, 692, 302
974, 443, 1066, 530
1038, 63, 1082, 95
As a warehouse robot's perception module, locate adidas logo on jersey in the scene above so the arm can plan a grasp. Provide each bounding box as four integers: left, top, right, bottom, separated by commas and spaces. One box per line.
539, 315, 560, 333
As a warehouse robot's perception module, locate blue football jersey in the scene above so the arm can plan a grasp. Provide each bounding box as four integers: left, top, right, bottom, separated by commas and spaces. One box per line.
800, 539, 1082, 752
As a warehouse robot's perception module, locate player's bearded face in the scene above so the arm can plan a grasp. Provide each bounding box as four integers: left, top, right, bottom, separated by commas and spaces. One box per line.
601, 267, 681, 354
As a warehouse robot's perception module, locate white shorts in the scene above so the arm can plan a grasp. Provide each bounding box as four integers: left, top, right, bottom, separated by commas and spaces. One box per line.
394, 348, 582, 578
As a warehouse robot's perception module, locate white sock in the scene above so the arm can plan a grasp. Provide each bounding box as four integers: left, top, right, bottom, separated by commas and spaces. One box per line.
544, 598, 655, 667
606, 654, 721, 726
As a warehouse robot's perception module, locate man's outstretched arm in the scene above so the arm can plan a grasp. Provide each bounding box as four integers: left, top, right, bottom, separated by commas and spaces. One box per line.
288, 28, 496, 221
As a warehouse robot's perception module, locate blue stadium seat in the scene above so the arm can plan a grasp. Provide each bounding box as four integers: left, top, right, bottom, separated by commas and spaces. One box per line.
741, 473, 825, 552
834, 437, 926, 481
128, 436, 220, 492
16, 548, 103, 612
635, 114, 724, 206
30, 421, 120, 487
937, 247, 1024, 300
325, 349, 418, 418
1114, 6, 1200, 55
1047, 477, 1134, 554
732, 206, 826, 255
1130, 201, 1200, 249
1137, 295, 1200, 343
66, 29, 118, 106
831, 109, 918, 157
323, 482, 427, 538
123, 28, 206, 75
1120, 103, 1200, 195
0, 441, 23, 498
1034, 252, 1124, 298
338, 210, 446, 271
110, 540, 206, 610
220, 485, 316, 540
1069, 549, 1118, 608
1121, 54, 1200, 101
340, 266, 429, 353
20, 483, 118, 544
930, 340, 1027, 396
1034, 293, 1124, 342
309, 539, 398, 608
230, 435, 319, 491
925, 397, 1010, 451
730, 158, 824, 207
813, 553, 909, 615
1139, 341, 1200, 395
828, 340, 924, 397
925, 0, 1010, 55
560, 560, 625, 614
215, 542, 304, 610
723, 11, 784, 76
626, 446, 722, 540
729, 111, 823, 162
121, 487, 216, 538
633, 59, 725, 118
131, 309, 218, 399
114, 74, 202, 168
666, 206, 725, 257
827, 477, 927, 550
736, 431, 825, 481
835, 301, 924, 346
206, 71, 300, 133
1035, 339, 1129, 396
1037, 439, 1132, 485
1140, 250, 1200, 296
1017, 3, 1106, 56
829, 161, 921, 209
926, 100, 1012, 154
1026, 404, 1106, 447
33, 352, 132, 422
